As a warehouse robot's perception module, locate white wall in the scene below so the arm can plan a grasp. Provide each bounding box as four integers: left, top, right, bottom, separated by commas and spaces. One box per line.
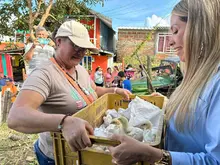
107, 56, 114, 68
0, 35, 14, 42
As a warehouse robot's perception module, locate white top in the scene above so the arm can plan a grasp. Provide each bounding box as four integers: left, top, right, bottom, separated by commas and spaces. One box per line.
94, 71, 104, 84
24, 43, 55, 75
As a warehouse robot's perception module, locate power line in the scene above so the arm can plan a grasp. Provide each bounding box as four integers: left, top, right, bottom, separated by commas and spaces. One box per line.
101, 0, 142, 14
107, 7, 158, 17
114, 17, 145, 21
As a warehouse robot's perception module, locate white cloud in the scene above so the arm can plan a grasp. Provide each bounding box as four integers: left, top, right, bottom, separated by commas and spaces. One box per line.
145, 14, 170, 27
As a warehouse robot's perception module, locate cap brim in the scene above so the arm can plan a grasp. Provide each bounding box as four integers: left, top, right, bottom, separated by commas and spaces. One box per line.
68, 36, 99, 54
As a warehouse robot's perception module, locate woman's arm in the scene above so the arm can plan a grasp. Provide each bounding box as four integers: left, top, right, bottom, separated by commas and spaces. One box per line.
90, 80, 131, 99
109, 134, 163, 165
24, 43, 35, 61
8, 90, 93, 152
8, 90, 65, 133
8, 69, 94, 152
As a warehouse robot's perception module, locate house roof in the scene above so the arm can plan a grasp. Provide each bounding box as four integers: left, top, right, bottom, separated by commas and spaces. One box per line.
65, 10, 115, 33
89, 10, 115, 32
118, 27, 154, 30
118, 26, 170, 31
0, 42, 25, 54
0, 42, 25, 50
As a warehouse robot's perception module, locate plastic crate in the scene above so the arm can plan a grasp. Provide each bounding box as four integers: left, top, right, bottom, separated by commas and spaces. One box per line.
52, 94, 164, 165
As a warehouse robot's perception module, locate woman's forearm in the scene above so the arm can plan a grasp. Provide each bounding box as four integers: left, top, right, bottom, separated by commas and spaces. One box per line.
95, 86, 115, 97
8, 106, 64, 134
140, 144, 163, 163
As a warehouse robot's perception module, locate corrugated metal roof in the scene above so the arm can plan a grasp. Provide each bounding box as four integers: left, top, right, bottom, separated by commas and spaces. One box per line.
118, 26, 170, 30
118, 27, 154, 30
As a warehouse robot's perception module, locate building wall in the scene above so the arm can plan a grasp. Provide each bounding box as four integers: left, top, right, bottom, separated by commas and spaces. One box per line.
107, 56, 114, 68
95, 18, 101, 49
0, 54, 13, 79
100, 21, 109, 50
0, 35, 14, 42
100, 21, 115, 53
92, 55, 108, 74
79, 17, 114, 75
117, 29, 156, 63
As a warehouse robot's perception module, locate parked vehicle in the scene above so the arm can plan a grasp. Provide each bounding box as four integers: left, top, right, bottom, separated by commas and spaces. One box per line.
131, 56, 183, 96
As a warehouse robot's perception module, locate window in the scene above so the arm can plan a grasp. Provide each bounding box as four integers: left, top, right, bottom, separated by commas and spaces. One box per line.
157, 33, 175, 54
80, 56, 92, 70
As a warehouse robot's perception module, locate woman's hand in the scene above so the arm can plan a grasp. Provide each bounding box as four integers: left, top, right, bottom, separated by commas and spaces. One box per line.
115, 88, 132, 100
109, 134, 162, 165
62, 117, 94, 152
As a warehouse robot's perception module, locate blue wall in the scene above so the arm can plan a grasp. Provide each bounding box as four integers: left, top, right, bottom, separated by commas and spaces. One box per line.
100, 22, 114, 52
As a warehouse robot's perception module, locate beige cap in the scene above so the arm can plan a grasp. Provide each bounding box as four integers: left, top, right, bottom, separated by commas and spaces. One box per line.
55, 20, 99, 53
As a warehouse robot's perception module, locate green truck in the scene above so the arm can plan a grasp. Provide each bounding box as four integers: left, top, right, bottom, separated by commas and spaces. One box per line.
131, 56, 183, 96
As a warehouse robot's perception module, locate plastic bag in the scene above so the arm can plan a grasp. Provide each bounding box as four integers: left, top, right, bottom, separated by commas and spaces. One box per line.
128, 96, 163, 129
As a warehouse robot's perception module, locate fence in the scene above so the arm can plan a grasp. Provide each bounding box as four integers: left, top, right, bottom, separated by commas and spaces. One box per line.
0, 91, 12, 124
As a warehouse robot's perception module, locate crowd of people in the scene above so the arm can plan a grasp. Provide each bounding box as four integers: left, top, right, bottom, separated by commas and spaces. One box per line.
7, 20, 131, 165
91, 65, 132, 92
5, 0, 220, 164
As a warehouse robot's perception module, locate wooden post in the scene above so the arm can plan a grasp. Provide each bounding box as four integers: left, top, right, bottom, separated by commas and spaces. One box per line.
1, 90, 12, 124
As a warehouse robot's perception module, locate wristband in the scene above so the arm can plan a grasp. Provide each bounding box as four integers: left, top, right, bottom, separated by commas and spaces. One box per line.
58, 114, 72, 132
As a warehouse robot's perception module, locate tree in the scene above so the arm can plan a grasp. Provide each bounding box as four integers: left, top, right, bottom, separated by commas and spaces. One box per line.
0, 0, 104, 39
117, 33, 156, 94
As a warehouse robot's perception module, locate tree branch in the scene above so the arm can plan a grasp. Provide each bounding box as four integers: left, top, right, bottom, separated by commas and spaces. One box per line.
27, 0, 35, 40
27, 0, 32, 22
136, 53, 155, 93
48, 14, 62, 24
37, 0, 53, 27
33, 0, 43, 20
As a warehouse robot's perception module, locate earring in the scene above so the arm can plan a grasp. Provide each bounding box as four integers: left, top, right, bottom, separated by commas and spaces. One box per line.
198, 42, 204, 59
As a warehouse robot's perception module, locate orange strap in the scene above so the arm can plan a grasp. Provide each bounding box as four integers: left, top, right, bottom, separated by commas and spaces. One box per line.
50, 58, 92, 105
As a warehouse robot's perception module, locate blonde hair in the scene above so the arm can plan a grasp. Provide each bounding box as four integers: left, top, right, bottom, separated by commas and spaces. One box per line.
166, 0, 220, 132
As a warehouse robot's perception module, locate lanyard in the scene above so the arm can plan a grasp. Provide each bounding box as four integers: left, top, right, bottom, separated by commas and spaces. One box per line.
50, 57, 93, 105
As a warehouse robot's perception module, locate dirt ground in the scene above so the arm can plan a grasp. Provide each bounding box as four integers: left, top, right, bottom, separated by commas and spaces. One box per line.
0, 124, 38, 165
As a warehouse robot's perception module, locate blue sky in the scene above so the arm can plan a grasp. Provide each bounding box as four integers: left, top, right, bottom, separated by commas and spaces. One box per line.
91, 0, 180, 30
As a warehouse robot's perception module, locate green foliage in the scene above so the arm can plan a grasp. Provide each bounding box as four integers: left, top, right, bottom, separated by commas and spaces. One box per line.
0, 0, 104, 36
0, 1, 29, 36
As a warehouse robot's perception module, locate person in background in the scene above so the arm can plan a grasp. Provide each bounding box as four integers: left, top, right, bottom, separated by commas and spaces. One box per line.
88, 69, 94, 81
1, 78, 17, 104
111, 76, 120, 88
0, 73, 6, 91
111, 66, 119, 82
117, 71, 132, 92
24, 26, 55, 76
109, 0, 220, 164
104, 67, 112, 88
7, 20, 131, 165
94, 66, 104, 87
125, 64, 135, 79
125, 64, 133, 70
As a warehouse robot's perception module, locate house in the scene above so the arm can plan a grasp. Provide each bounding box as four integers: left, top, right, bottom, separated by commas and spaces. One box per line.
66, 10, 116, 74
117, 26, 176, 64
0, 42, 25, 81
